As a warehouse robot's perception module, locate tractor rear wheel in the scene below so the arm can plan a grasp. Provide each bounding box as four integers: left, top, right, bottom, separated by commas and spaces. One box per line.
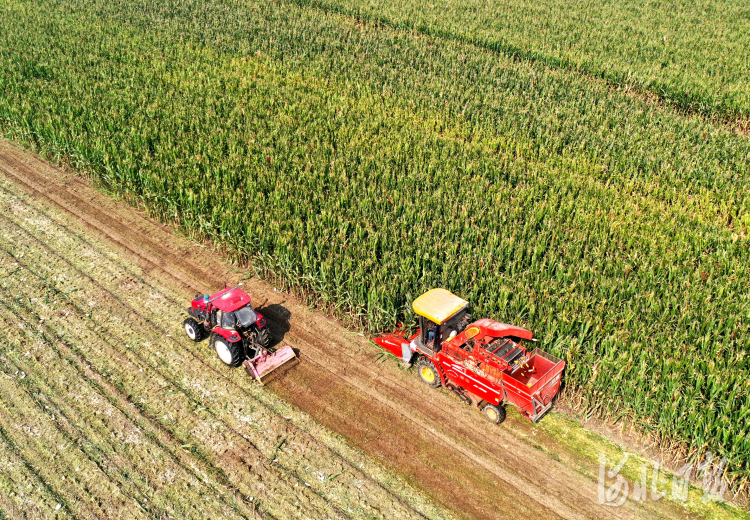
256, 327, 270, 349
483, 403, 506, 425
212, 334, 244, 367
416, 358, 441, 388
183, 317, 205, 342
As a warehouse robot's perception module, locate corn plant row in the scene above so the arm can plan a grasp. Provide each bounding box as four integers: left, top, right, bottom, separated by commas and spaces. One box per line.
1, 0, 749, 492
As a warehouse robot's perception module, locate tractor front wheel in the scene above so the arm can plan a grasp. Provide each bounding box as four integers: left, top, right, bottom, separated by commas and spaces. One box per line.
483, 403, 506, 425
416, 358, 441, 388
212, 334, 244, 367
183, 317, 205, 342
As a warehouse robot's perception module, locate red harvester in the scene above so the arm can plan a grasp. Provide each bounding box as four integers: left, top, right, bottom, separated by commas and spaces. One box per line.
373, 289, 565, 423
183, 284, 298, 384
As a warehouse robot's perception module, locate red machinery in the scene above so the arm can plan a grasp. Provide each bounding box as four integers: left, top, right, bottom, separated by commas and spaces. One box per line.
183, 284, 298, 384
373, 289, 565, 423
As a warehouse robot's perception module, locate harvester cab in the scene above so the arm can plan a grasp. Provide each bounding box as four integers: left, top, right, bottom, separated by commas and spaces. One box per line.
373, 288, 565, 424
183, 284, 299, 384
411, 289, 471, 357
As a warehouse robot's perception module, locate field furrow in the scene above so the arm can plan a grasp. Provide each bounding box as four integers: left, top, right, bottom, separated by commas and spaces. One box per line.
0, 413, 73, 519
0, 298, 251, 519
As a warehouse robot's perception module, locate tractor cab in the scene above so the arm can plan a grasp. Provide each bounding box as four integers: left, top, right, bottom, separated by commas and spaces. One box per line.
186, 285, 270, 355
219, 306, 259, 331
191, 286, 266, 331
412, 289, 471, 355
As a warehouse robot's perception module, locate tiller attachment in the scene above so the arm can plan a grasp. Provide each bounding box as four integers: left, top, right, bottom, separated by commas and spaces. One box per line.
243, 345, 299, 385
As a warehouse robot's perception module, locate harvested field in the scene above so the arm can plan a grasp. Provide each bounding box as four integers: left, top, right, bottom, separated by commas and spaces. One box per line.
0, 142, 746, 519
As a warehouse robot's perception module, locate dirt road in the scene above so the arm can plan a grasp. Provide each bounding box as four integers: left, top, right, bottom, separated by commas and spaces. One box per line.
0, 139, 708, 519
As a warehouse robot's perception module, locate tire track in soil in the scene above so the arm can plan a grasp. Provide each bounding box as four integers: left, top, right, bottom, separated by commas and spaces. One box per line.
0, 139, 702, 520
0, 187, 436, 519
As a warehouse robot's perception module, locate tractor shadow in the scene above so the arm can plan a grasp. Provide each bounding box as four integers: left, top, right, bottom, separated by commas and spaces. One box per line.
256, 302, 293, 351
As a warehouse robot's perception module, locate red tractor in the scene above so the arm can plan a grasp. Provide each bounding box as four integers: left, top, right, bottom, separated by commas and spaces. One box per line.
373, 289, 565, 424
184, 284, 298, 384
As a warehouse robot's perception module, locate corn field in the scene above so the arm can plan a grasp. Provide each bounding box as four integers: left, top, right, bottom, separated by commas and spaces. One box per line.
292, 0, 750, 122
1, 0, 749, 496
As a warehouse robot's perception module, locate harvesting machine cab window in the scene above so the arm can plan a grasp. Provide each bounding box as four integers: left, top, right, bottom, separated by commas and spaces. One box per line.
412, 289, 470, 353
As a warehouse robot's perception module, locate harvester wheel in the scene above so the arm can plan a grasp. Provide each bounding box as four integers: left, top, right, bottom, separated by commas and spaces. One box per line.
416, 358, 441, 388
212, 334, 244, 367
183, 317, 205, 342
483, 403, 506, 425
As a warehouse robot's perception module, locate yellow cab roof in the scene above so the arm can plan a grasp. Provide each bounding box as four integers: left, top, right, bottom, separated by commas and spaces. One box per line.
413, 288, 469, 325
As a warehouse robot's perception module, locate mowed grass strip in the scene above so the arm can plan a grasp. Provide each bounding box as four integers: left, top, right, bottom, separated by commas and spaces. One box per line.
0, 377, 82, 520
0, 298, 154, 518
1, 0, 749, 492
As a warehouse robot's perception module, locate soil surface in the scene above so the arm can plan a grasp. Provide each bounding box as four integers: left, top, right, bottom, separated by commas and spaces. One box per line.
0, 139, 717, 519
